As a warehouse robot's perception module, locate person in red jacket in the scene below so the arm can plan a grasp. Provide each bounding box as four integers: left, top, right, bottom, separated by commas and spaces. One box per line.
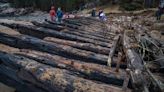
49, 6, 56, 21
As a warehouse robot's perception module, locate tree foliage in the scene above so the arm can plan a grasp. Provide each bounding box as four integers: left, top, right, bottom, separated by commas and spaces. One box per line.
10, 0, 89, 11
120, 0, 160, 11
9, 0, 160, 11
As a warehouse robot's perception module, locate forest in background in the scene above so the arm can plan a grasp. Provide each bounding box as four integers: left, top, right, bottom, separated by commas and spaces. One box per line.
8, 0, 160, 11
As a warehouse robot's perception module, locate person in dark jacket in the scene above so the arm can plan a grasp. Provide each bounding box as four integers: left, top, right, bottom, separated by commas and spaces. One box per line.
156, 7, 163, 20
56, 7, 63, 23
91, 8, 96, 17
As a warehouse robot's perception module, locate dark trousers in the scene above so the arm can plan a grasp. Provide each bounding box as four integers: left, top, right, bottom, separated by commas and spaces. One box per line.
156, 11, 162, 20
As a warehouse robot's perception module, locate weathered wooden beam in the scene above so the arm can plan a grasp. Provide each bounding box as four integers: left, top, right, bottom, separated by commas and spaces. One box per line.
115, 52, 123, 72
44, 37, 111, 55
72, 17, 103, 26
123, 30, 148, 92
45, 19, 79, 29
0, 51, 132, 92
63, 29, 112, 43
0, 32, 108, 65
62, 18, 91, 25
63, 19, 82, 26
63, 28, 114, 41
108, 35, 121, 67
32, 21, 112, 43
0, 64, 47, 92
16, 50, 125, 86
32, 21, 64, 31
46, 19, 114, 39
32, 22, 111, 43
0, 43, 127, 86
122, 69, 130, 91
0, 22, 112, 48
0, 43, 126, 69
145, 66, 164, 92
46, 20, 113, 39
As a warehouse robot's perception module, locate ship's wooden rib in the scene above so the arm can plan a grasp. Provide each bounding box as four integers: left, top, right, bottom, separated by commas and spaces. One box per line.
108, 35, 121, 67
32, 21, 112, 43
0, 43, 126, 86
0, 32, 109, 65
123, 30, 148, 92
44, 37, 110, 55
0, 22, 112, 48
0, 51, 131, 92
45, 19, 113, 39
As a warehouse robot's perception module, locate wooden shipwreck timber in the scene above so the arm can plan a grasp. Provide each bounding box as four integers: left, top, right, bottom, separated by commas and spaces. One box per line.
0, 17, 163, 92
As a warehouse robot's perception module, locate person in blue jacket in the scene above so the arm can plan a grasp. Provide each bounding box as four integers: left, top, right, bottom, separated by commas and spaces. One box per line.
56, 7, 63, 23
